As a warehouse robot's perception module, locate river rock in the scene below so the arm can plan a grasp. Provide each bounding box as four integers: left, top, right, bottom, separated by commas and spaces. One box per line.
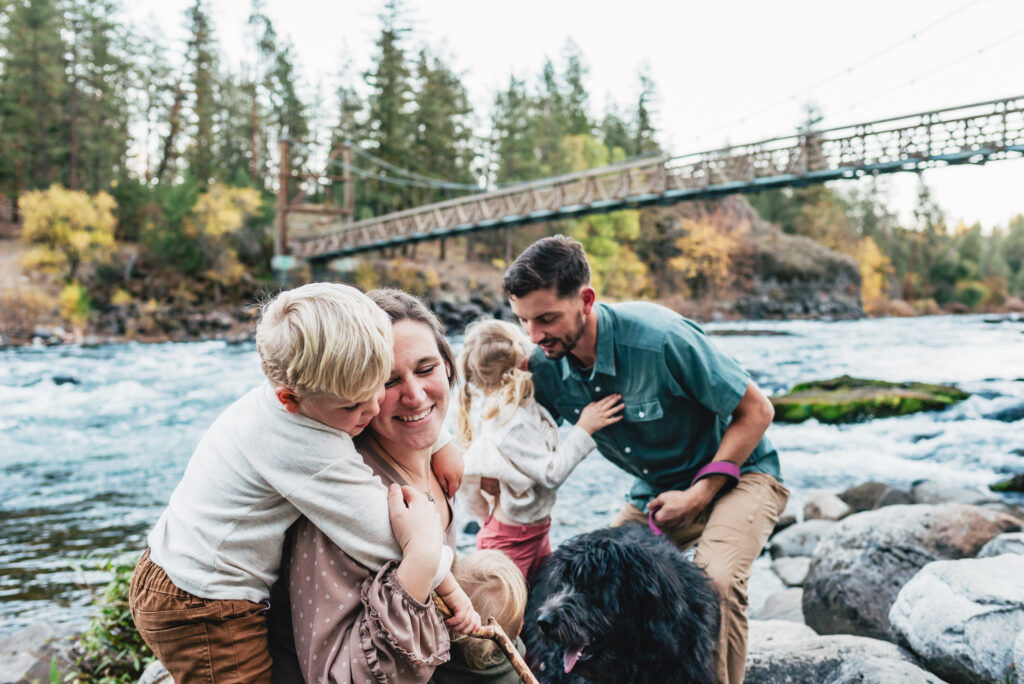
839, 481, 912, 512
990, 474, 1024, 493
769, 519, 835, 558
977, 532, 1024, 558
889, 555, 1024, 684
802, 504, 1022, 641
773, 556, 811, 587
0, 622, 78, 684
745, 632, 944, 684
748, 619, 817, 648
771, 512, 797, 536
758, 588, 805, 623
139, 659, 173, 684
748, 553, 786, 618
804, 492, 853, 521
910, 479, 1000, 505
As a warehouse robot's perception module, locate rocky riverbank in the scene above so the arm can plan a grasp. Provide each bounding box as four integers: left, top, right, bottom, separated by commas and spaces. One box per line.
747, 479, 1024, 684
6, 478, 1023, 683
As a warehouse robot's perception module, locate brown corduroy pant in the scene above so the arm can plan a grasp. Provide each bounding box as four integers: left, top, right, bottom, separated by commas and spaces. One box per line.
129, 549, 274, 683
611, 471, 789, 684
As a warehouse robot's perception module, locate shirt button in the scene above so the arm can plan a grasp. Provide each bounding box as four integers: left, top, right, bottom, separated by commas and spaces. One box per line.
574, 408, 580, 414
624, 447, 631, 454
642, 468, 649, 474
595, 386, 601, 392
638, 411, 645, 418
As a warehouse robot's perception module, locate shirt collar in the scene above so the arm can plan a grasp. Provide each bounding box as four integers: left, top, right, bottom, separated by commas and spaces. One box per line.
557, 302, 617, 380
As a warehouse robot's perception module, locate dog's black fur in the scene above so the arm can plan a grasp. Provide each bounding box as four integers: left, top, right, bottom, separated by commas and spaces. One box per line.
522, 524, 720, 684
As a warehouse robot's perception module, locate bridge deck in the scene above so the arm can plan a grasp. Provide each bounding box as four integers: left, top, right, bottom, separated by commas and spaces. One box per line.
288, 95, 1024, 262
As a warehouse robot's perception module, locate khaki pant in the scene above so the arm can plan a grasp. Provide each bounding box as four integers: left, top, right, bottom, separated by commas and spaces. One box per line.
612, 471, 789, 684
129, 549, 274, 683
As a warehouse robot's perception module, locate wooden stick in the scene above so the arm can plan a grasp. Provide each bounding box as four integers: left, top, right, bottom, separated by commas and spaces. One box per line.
432, 593, 540, 684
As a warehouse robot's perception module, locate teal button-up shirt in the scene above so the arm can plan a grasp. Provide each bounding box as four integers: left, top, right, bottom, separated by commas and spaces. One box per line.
529, 301, 781, 510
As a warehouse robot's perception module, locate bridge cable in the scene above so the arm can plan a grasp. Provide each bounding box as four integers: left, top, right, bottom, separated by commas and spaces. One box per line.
837, 25, 1024, 115
685, 0, 987, 146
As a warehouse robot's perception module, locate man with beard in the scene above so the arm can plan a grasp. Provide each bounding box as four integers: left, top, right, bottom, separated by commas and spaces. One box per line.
502, 235, 789, 684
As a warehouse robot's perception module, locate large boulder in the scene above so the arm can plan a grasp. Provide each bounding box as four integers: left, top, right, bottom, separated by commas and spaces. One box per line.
745, 632, 944, 684
748, 619, 817, 648
977, 532, 1024, 558
804, 492, 853, 521
771, 375, 969, 424
0, 622, 78, 684
803, 504, 1022, 641
770, 520, 835, 558
839, 481, 911, 513
772, 556, 811, 587
910, 480, 1001, 505
758, 588, 806, 623
889, 555, 1024, 684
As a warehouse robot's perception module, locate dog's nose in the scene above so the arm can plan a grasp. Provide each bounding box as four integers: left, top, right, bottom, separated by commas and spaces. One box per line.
536, 614, 555, 635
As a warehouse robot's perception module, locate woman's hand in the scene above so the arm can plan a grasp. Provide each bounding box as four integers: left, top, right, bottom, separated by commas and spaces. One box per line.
431, 442, 464, 498
577, 394, 624, 435
437, 581, 482, 635
389, 484, 443, 601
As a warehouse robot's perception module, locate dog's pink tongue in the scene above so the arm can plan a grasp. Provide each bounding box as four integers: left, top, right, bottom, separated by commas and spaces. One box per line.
563, 646, 584, 673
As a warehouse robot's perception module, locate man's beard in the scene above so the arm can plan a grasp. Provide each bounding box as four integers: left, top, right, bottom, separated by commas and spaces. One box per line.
538, 314, 585, 360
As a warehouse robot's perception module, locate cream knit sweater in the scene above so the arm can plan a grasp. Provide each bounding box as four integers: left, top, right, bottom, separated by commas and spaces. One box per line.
148, 382, 449, 603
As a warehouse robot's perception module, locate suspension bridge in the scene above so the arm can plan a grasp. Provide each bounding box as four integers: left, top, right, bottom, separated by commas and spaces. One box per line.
277, 94, 1024, 265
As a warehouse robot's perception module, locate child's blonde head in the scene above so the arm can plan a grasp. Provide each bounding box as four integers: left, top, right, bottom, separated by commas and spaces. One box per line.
255, 282, 393, 402
451, 550, 528, 670
455, 319, 533, 445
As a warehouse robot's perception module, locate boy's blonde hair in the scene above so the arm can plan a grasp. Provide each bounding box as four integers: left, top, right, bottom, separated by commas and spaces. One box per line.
451, 550, 528, 670
455, 319, 533, 446
255, 282, 393, 402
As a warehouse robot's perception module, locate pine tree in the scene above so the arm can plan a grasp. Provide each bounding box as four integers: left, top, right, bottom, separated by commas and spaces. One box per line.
410, 49, 475, 205
0, 0, 67, 204
561, 40, 591, 136
184, 0, 217, 186
490, 75, 540, 183
364, 0, 414, 214
65, 0, 132, 193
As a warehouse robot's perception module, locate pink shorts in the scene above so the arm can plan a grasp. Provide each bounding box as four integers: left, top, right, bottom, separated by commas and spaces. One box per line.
476, 515, 552, 581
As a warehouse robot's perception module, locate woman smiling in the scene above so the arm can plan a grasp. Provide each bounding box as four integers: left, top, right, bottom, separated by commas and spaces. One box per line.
268, 289, 478, 683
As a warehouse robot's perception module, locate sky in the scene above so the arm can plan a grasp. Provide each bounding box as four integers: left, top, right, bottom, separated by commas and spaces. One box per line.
125, 0, 1024, 230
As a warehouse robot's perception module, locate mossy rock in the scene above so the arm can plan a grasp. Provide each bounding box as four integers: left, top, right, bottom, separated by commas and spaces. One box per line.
771, 375, 970, 424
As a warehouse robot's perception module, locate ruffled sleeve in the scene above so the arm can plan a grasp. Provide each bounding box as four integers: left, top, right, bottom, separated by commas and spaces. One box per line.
359, 561, 451, 679
288, 520, 450, 684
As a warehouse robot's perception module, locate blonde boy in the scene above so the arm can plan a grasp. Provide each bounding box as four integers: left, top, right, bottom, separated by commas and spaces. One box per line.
129, 283, 462, 683
431, 550, 529, 684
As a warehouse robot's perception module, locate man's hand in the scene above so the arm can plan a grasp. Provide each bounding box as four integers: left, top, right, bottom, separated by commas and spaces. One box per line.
646, 479, 718, 529
431, 442, 464, 498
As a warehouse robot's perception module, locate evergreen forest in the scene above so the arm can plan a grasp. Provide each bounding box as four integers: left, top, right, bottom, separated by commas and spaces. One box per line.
2, 0, 1023, 343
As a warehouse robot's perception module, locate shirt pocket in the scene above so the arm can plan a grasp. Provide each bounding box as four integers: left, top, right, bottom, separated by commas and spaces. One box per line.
622, 397, 674, 446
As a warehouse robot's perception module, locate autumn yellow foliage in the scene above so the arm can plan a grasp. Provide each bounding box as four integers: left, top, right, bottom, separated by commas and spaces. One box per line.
19, 185, 117, 282
186, 184, 262, 289
854, 236, 893, 313
669, 219, 737, 298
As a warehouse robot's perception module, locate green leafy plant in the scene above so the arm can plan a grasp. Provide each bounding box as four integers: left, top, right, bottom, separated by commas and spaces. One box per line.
72, 554, 154, 683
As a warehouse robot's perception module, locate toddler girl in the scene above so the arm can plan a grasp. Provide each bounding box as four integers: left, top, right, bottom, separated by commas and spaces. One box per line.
455, 319, 622, 579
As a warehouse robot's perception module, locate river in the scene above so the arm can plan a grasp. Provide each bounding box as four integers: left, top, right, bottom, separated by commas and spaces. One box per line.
1, 314, 1022, 635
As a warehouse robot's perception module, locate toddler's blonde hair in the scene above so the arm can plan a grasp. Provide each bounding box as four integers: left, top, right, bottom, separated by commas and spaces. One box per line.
451, 550, 528, 670
255, 282, 393, 402
455, 319, 533, 446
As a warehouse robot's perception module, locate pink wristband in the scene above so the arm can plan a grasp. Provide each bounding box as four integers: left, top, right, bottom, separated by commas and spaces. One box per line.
690, 461, 741, 490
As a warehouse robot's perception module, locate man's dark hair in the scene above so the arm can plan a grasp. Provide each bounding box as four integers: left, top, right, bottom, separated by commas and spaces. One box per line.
502, 235, 591, 298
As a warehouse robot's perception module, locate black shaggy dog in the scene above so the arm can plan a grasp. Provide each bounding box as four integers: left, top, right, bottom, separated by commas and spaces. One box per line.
522, 524, 720, 684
